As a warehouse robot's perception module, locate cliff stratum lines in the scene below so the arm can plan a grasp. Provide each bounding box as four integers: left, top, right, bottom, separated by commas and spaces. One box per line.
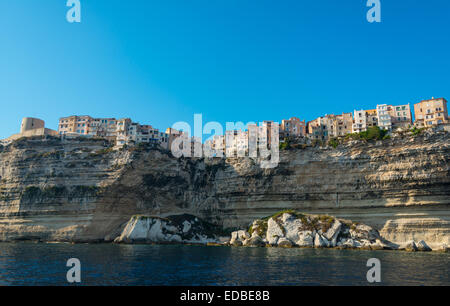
0, 132, 449, 248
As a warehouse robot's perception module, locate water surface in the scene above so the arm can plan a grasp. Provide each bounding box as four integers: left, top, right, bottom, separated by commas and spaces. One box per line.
0, 242, 448, 285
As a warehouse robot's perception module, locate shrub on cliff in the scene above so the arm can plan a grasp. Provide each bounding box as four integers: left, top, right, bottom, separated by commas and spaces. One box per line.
328, 138, 339, 148
279, 138, 291, 150
344, 126, 389, 142
410, 126, 425, 136
360, 126, 388, 140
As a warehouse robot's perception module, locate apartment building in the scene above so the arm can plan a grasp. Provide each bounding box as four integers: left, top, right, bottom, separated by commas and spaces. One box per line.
248, 124, 258, 157
58, 115, 93, 136
225, 130, 248, 157
376, 104, 392, 130
58, 115, 169, 148
307, 113, 352, 140
210, 134, 225, 157
328, 113, 353, 137
388, 104, 412, 129
414, 97, 448, 127
352, 103, 412, 133
280, 117, 306, 138
352, 109, 380, 133
307, 116, 329, 141
352, 110, 368, 133
366, 109, 378, 128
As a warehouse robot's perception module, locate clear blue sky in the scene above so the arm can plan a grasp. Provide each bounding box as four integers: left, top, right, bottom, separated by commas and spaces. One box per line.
1, 0, 449, 139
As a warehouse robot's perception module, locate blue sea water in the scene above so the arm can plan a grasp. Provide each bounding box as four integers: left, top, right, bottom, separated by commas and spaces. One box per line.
0, 242, 448, 286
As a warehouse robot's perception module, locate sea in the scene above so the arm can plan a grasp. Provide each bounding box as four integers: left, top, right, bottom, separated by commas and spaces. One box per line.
0, 242, 448, 286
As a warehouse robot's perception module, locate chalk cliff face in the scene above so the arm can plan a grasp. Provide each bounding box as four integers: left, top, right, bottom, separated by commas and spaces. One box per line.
0, 131, 449, 248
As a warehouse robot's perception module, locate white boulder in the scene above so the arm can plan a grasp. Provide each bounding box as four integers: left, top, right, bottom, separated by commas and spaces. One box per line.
323, 220, 342, 246
314, 233, 330, 248
266, 218, 284, 245
230, 230, 250, 245
296, 231, 315, 247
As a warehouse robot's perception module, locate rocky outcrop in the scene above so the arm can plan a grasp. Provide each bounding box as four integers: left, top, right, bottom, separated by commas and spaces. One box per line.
228, 211, 438, 251
114, 214, 219, 244
0, 131, 449, 249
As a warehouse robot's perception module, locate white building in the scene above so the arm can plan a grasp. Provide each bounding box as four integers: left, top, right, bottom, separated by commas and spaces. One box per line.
352, 110, 368, 133
376, 104, 392, 130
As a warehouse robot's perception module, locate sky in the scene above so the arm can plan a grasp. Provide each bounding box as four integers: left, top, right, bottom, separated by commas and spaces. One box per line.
1, 0, 449, 139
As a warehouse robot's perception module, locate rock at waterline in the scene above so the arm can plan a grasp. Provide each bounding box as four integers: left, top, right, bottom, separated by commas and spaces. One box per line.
314, 233, 330, 248
296, 231, 315, 247
245, 236, 266, 247
229, 230, 250, 245
113, 214, 219, 244
416, 240, 432, 252
277, 237, 293, 248
403, 240, 418, 252
266, 218, 284, 245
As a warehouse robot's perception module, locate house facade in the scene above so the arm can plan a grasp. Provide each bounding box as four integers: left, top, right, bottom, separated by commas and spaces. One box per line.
414, 97, 448, 127
280, 117, 306, 138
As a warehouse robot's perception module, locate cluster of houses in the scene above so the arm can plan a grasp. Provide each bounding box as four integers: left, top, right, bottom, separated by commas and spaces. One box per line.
281, 97, 448, 142
2, 97, 448, 155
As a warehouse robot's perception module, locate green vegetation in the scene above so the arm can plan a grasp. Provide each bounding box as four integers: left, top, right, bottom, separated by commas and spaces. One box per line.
279, 138, 291, 150
254, 210, 338, 234
261, 209, 304, 221
328, 137, 339, 148
342, 126, 390, 144
71, 185, 100, 195
22, 185, 66, 199
21, 185, 100, 200
248, 219, 268, 237
354, 126, 389, 141
411, 126, 425, 136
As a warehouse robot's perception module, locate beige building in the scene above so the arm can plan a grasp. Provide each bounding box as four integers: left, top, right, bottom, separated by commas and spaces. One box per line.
388, 104, 412, 129
280, 117, 306, 138
352, 104, 412, 133
366, 109, 379, 128
165, 128, 182, 151
58, 115, 93, 136
308, 113, 352, 140
414, 97, 448, 127
328, 113, 353, 137
58, 115, 169, 147
307, 116, 329, 141
3, 117, 58, 144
